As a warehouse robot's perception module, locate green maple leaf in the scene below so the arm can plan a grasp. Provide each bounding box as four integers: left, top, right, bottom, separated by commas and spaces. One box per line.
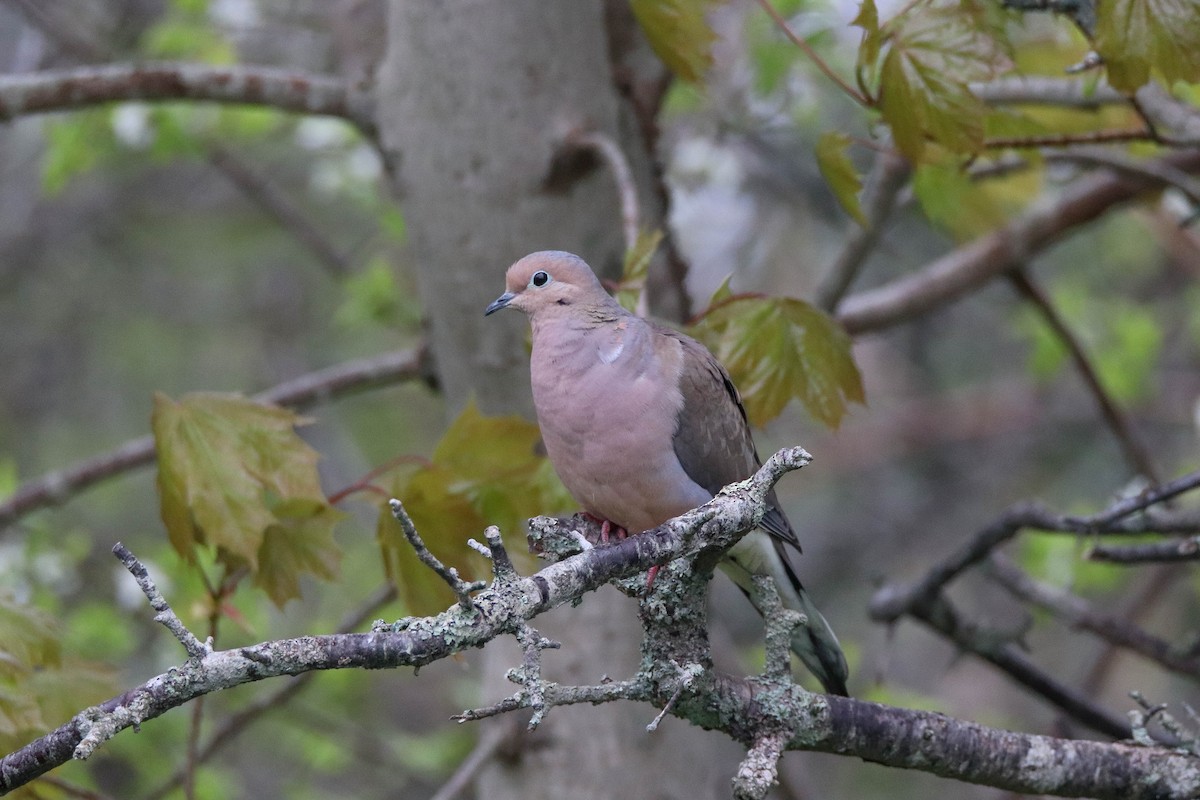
690, 296, 865, 429
877, 2, 1008, 161
1096, 0, 1200, 91
630, 0, 719, 83
153, 392, 344, 607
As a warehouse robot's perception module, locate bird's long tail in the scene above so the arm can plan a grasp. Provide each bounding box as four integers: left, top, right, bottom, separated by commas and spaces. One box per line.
720, 531, 850, 696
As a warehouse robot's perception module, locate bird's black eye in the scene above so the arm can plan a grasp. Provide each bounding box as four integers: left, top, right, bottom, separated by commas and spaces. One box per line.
531, 270, 550, 288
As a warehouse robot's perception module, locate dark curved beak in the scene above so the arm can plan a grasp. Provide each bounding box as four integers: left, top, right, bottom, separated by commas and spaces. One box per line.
484, 292, 515, 316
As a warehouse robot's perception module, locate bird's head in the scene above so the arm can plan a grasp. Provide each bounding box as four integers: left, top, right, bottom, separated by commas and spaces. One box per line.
484, 251, 612, 319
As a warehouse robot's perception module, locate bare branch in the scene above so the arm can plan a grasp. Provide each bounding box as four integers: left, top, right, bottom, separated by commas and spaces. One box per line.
207, 145, 355, 279
974, 76, 1124, 108
816, 150, 910, 312
1048, 148, 1200, 207
0, 62, 374, 136
986, 554, 1200, 680
564, 129, 640, 255
1008, 269, 1160, 482
0, 346, 426, 531
836, 150, 1200, 334
1089, 536, 1200, 564
879, 589, 1132, 738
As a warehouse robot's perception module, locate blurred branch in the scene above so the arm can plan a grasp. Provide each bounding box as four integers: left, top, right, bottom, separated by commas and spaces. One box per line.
1047, 148, 1200, 207
428, 725, 508, 800
563, 129, 639, 255
754, 0, 870, 107
206, 145, 355, 279
816, 150, 910, 312
871, 468, 1200, 624
985, 554, 1200, 680
1089, 537, 1200, 564
871, 469, 1200, 736
973, 76, 1123, 108
878, 588, 1131, 738
0, 346, 427, 531
5, 0, 111, 62
0, 62, 375, 136
2, 451, 1197, 799
1008, 269, 1160, 483
836, 149, 1200, 334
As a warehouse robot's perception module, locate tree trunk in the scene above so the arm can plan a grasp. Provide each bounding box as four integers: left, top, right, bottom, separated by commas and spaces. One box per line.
375, 2, 742, 797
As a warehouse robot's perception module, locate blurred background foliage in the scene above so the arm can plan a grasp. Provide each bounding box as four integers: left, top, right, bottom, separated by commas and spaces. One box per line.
0, 0, 1198, 798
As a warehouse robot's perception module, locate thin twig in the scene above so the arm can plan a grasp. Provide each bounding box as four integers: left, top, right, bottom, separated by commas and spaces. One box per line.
816, 150, 910, 311
388, 500, 485, 609
1048, 148, 1200, 208
1008, 269, 1160, 483
984, 129, 1160, 149
428, 725, 508, 800
112, 542, 210, 658
1091, 468, 1200, 527
0, 347, 426, 531
893, 591, 1131, 739
754, 0, 870, 107
1089, 537, 1200, 564
207, 145, 354, 279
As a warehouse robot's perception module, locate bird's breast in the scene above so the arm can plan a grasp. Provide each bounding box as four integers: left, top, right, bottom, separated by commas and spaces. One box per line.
528, 324, 710, 531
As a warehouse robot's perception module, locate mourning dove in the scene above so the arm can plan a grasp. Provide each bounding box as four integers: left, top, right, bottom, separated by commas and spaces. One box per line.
486, 250, 849, 695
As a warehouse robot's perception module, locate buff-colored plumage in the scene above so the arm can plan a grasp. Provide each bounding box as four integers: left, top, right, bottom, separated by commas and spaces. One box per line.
486, 250, 848, 695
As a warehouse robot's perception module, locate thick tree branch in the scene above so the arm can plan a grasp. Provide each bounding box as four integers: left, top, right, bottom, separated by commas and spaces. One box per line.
836, 150, 1200, 334
1, 449, 1197, 798
0, 346, 427, 531
0, 62, 375, 136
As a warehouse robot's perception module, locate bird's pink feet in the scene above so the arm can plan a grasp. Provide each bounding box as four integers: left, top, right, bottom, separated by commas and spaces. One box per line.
580, 512, 628, 544
579, 512, 660, 594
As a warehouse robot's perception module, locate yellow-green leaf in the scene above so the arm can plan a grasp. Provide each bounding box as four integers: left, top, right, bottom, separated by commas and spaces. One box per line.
255, 499, 344, 607
690, 297, 865, 428
0, 599, 60, 680
630, 0, 719, 83
912, 158, 1041, 239
377, 466, 489, 615
377, 402, 573, 613
878, 2, 1007, 161
852, 0, 882, 86
152, 392, 344, 606
1096, 0, 1200, 91
615, 228, 664, 313
816, 131, 867, 226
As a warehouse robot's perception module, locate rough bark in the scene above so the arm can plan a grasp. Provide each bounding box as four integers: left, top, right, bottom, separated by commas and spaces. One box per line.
373, 3, 732, 798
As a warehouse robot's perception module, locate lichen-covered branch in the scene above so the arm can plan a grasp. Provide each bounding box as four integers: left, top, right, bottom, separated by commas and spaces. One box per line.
2, 449, 1198, 799
0, 62, 374, 135
112, 543, 210, 659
